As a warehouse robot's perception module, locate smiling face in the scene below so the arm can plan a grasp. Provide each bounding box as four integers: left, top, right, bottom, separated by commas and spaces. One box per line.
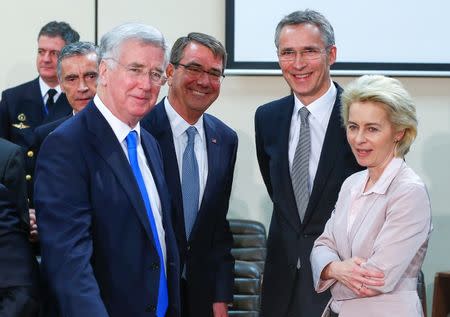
166, 42, 223, 124
36, 35, 66, 87
60, 53, 98, 113
97, 39, 165, 127
346, 101, 404, 177
277, 23, 336, 105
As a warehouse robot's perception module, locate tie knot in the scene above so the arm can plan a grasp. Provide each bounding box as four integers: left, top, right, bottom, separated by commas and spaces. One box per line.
47, 88, 57, 99
299, 107, 310, 124
126, 130, 138, 150
186, 126, 197, 144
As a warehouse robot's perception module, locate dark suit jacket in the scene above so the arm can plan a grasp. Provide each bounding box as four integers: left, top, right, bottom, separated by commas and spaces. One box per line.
0, 138, 29, 230
0, 183, 39, 315
33, 115, 71, 158
254, 83, 362, 317
34, 101, 180, 317
142, 100, 236, 316
0, 77, 72, 206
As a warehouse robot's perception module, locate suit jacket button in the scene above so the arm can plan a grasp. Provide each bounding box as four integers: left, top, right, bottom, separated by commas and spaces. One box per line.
145, 305, 156, 312
27, 150, 34, 158
25, 174, 32, 181
187, 245, 191, 251
150, 262, 159, 270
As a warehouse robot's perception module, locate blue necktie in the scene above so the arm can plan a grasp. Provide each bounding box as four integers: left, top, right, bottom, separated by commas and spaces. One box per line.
182, 126, 199, 239
126, 130, 168, 317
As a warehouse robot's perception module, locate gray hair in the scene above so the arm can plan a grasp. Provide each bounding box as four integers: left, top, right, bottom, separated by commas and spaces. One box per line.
38, 21, 80, 44
341, 75, 418, 157
99, 22, 169, 69
170, 32, 227, 71
57, 41, 99, 81
274, 9, 335, 49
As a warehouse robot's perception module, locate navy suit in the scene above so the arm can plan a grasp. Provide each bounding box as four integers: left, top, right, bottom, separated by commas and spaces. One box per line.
0, 77, 72, 206
255, 83, 362, 317
34, 101, 180, 317
142, 100, 236, 316
0, 183, 39, 317
33, 115, 71, 158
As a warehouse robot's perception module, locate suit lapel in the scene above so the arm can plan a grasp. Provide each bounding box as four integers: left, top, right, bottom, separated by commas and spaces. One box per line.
147, 103, 186, 246
189, 115, 219, 240
277, 95, 302, 232
85, 102, 155, 246
303, 84, 343, 226
25, 78, 45, 124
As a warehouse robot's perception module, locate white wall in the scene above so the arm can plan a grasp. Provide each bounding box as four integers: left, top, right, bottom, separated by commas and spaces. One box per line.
1, 1, 449, 314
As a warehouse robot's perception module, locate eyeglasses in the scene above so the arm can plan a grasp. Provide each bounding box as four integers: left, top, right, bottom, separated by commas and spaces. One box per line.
106, 58, 167, 86
277, 46, 331, 62
174, 63, 224, 84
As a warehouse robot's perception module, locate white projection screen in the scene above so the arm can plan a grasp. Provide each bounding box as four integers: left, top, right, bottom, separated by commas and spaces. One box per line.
225, 0, 450, 76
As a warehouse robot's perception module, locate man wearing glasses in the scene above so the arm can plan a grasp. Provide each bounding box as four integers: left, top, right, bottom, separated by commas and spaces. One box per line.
142, 32, 237, 317
254, 10, 362, 317
34, 23, 180, 317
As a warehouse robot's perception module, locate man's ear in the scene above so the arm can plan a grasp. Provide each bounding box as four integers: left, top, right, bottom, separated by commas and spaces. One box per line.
328, 45, 337, 66
98, 60, 109, 86
166, 63, 175, 85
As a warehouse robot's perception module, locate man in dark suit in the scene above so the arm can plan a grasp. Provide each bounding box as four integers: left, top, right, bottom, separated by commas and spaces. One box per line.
0, 21, 79, 206
0, 138, 29, 231
254, 10, 362, 317
0, 183, 40, 317
34, 41, 99, 153
34, 23, 180, 317
141, 33, 236, 317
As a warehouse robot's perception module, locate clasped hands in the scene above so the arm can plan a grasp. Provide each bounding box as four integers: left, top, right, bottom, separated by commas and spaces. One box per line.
322, 257, 384, 298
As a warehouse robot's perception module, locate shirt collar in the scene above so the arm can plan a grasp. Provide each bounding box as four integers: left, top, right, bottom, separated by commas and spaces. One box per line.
293, 80, 336, 128
360, 157, 404, 195
164, 97, 205, 141
93, 94, 141, 144
39, 76, 62, 98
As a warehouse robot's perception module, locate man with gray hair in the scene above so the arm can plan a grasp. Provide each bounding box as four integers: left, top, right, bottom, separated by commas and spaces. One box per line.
0, 21, 79, 208
255, 10, 362, 316
30, 41, 99, 244
34, 23, 180, 317
34, 41, 99, 151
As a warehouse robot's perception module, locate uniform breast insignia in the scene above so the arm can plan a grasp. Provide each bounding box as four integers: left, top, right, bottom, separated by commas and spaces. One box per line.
12, 113, 30, 129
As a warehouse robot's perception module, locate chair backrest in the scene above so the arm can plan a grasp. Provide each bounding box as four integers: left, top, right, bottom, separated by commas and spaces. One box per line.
229, 219, 267, 317
229, 261, 261, 317
229, 219, 267, 271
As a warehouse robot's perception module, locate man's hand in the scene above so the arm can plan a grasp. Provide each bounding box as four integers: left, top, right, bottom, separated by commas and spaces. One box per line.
213, 302, 229, 317
322, 257, 384, 297
29, 208, 39, 243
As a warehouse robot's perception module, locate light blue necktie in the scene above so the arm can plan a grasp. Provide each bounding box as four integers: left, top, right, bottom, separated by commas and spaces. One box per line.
126, 130, 168, 317
182, 126, 199, 239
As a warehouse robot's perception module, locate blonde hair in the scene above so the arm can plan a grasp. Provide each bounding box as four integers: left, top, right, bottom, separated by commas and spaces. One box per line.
341, 75, 417, 157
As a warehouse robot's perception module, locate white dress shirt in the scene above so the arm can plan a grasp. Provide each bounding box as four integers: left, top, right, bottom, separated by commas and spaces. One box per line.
39, 77, 62, 104
93, 95, 167, 268
288, 81, 337, 192
164, 98, 208, 206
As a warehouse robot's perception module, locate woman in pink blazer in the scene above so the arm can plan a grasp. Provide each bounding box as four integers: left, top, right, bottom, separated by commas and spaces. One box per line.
311, 75, 432, 317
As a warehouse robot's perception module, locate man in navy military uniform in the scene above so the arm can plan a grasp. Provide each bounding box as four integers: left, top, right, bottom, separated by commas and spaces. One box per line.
0, 21, 79, 207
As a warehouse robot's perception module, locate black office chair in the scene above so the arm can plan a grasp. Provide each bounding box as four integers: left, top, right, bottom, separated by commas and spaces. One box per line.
229, 261, 262, 317
228, 219, 267, 317
229, 219, 266, 271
